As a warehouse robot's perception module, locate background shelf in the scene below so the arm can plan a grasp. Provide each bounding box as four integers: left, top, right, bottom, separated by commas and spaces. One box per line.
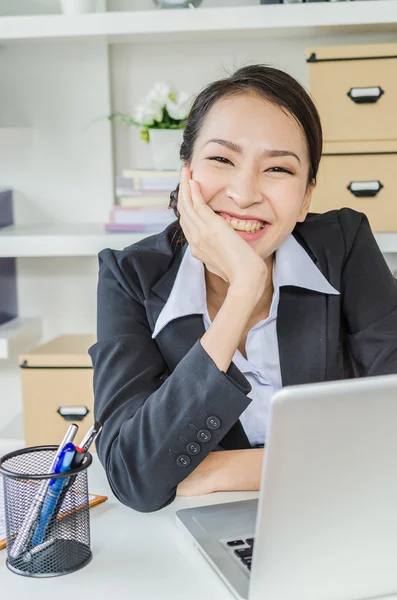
1, 2, 397, 44
0, 222, 395, 257
0, 223, 151, 257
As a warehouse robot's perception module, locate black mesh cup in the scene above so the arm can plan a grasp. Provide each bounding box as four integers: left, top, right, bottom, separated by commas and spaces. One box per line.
0, 445, 93, 577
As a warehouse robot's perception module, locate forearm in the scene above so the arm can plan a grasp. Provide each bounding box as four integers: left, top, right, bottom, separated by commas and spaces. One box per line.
210, 449, 264, 491
177, 449, 264, 496
200, 285, 259, 372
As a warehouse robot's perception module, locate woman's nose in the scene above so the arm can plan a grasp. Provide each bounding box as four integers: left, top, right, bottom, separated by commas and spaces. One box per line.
225, 173, 262, 208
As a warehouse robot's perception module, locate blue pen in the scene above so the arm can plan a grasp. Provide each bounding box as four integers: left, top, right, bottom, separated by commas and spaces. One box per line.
31, 442, 76, 547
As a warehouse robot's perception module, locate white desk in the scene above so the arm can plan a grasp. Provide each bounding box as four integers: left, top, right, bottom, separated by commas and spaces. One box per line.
0, 454, 258, 599
1, 455, 397, 600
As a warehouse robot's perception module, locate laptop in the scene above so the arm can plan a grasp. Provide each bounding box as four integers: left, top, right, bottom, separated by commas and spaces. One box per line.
176, 373, 397, 600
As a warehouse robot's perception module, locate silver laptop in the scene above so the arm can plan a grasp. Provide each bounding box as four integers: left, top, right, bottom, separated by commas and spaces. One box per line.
176, 373, 397, 600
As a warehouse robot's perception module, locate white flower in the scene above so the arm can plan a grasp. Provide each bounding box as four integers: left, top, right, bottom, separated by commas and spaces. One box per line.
166, 91, 192, 121
133, 102, 163, 126
146, 81, 177, 107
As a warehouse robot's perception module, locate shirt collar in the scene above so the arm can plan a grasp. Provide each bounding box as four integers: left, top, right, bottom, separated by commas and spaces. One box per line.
152, 233, 339, 339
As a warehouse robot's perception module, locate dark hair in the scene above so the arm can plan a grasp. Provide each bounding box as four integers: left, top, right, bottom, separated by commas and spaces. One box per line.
169, 63, 323, 246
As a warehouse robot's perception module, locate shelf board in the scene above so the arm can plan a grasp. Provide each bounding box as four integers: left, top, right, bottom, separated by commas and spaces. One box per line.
0, 317, 42, 360
0, 222, 396, 257
1, 2, 397, 44
0, 223, 156, 257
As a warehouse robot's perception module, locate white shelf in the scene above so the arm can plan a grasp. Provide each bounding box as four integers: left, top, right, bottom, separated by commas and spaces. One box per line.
0, 222, 396, 257
1, 2, 397, 44
0, 317, 42, 360
0, 223, 155, 257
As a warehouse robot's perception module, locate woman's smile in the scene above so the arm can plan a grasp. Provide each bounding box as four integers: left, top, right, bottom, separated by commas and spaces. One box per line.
217, 211, 271, 242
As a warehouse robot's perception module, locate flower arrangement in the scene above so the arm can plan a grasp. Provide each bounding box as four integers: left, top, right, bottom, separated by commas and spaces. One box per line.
110, 81, 194, 143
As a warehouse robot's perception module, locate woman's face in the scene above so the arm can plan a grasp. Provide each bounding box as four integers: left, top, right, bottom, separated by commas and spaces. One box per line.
188, 93, 315, 259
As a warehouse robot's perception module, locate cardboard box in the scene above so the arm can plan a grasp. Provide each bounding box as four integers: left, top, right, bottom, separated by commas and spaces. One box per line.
19, 334, 97, 449
307, 43, 397, 143
312, 140, 397, 233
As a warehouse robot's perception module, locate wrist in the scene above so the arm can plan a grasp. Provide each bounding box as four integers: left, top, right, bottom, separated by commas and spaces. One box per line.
228, 276, 266, 304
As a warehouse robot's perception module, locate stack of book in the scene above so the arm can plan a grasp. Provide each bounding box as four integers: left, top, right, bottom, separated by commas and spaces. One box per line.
106, 169, 180, 233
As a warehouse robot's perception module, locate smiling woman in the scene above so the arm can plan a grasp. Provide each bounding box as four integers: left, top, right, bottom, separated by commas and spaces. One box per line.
89, 64, 397, 513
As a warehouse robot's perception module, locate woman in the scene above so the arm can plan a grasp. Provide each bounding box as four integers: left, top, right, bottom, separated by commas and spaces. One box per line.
88, 64, 397, 513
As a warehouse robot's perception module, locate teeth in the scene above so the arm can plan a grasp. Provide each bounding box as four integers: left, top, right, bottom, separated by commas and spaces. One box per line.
223, 215, 265, 233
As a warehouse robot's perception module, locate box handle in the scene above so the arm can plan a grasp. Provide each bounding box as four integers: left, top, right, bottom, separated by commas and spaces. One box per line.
347, 180, 384, 198
57, 405, 90, 421
347, 86, 384, 104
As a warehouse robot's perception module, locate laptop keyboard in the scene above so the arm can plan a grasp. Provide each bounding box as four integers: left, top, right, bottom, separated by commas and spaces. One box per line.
226, 537, 255, 571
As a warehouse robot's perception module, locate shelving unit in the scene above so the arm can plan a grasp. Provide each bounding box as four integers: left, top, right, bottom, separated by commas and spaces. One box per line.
0, 1, 396, 43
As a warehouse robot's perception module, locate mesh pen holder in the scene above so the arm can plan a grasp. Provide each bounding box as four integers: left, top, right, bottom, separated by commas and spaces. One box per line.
0, 445, 92, 577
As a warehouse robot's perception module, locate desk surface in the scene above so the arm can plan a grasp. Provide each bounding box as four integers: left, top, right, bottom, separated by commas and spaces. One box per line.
0, 453, 258, 599
1, 454, 397, 600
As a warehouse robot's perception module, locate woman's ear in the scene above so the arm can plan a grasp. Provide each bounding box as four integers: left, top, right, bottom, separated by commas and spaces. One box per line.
297, 179, 315, 223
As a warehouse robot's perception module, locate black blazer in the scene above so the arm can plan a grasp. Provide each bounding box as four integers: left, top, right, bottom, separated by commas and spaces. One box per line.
88, 208, 397, 513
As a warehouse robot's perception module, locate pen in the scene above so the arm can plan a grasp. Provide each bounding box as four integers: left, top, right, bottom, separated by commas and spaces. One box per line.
31, 442, 76, 547
44, 421, 103, 538
73, 421, 103, 468
9, 424, 79, 559
22, 538, 56, 563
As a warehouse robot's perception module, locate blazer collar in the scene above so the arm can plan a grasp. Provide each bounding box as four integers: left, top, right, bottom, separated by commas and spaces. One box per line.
151, 233, 339, 339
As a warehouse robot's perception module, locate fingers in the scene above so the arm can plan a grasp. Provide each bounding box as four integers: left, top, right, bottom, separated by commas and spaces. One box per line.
178, 165, 222, 248
178, 165, 204, 225
178, 166, 200, 245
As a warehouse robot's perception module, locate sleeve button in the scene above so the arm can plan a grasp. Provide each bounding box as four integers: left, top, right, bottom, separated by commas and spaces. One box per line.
206, 416, 221, 430
197, 429, 211, 443
186, 441, 201, 455
176, 455, 191, 468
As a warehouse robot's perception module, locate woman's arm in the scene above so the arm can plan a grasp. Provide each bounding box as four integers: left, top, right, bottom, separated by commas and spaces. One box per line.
90, 249, 254, 514
91, 169, 268, 513
176, 449, 264, 496
179, 166, 268, 373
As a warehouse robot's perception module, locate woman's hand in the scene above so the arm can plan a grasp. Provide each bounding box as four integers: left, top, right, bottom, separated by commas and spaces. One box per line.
177, 166, 267, 300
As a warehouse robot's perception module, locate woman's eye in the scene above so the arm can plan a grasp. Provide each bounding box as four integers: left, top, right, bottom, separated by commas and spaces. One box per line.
208, 156, 232, 165
267, 166, 294, 174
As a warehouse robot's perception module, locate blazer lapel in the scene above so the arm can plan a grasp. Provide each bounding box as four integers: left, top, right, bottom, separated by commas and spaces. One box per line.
144, 244, 209, 370
277, 286, 327, 386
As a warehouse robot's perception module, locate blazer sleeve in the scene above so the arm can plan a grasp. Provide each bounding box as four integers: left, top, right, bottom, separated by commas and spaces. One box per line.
88, 248, 252, 513
340, 210, 397, 376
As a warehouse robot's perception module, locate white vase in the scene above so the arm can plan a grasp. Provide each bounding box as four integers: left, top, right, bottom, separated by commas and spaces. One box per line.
149, 128, 184, 171
60, 0, 101, 14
